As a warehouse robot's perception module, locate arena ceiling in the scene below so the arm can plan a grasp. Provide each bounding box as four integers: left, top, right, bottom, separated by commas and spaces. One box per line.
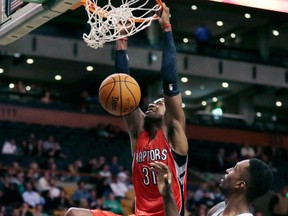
1, 0, 288, 125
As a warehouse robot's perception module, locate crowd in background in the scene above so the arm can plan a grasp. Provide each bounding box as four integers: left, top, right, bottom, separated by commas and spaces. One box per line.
0, 123, 288, 216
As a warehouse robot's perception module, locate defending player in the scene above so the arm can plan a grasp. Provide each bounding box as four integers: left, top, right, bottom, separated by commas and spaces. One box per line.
208, 158, 273, 216
65, 3, 188, 216
151, 158, 273, 216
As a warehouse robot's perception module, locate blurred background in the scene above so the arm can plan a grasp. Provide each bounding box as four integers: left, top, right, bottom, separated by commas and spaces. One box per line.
0, 0, 288, 215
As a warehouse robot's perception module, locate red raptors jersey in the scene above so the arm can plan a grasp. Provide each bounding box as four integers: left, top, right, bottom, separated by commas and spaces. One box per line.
132, 129, 188, 216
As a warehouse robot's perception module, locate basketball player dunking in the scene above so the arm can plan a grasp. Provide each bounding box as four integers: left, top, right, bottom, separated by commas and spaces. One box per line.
65, 3, 189, 216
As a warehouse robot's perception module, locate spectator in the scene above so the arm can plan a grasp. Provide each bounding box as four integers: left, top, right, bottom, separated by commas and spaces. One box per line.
85, 157, 99, 175
36, 171, 51, 194
98, 164, 112, 196
241, 143, 256, 159
42, 135, 65, 158
40, 90, 52, 104
71, 180, 90, 205
97, 156, 107, 171
194, 24, 212, 54
48, 178, 61, 199
1, 139, 18, 154
22, 181, 41, 208
211, 148, 226, 173
19, 202, 34, 216
87, 189, 99, 209
109, 175, 128, 199
34, 204, 49, 216
99, 164, 112, 182
109, 156, 121, 176
1, 180, 23, 207
11, 172, 26, 194
19, 140, 31, 155
43, 135, 55, 156
35, 140, 44, 157
55, 189, 71, 211
103, 192, 122, 214
15, 80, 26, 94
27, 162, 41, 181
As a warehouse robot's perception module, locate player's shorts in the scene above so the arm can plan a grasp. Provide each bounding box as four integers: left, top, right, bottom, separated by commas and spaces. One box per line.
90, 210, 121, 216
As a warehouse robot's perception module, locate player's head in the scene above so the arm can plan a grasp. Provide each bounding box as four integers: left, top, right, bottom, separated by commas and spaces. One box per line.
145, 98, 165, 117
144, 98, 165, 130
219, 158, 273, 202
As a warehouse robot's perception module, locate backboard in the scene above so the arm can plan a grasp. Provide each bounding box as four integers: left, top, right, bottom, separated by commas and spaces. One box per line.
0, 0, 80, 45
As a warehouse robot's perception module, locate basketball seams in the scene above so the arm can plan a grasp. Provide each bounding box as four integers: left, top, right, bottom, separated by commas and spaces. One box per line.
105, 77, 116, 113
124, 76, 137, 108
100, 81, 138, 91
118, 74, 123, 116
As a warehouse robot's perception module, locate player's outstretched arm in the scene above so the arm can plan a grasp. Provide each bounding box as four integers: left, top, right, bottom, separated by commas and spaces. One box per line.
150, 161, 180, 216
159, 4, 188, 156
115, 37, 144, 154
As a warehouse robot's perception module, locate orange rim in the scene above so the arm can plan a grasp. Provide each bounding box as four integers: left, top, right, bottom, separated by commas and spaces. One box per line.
72, 0, 163, 23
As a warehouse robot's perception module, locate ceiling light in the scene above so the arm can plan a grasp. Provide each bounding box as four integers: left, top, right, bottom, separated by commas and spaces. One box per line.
55, 75, 62, 81
216, 21, 223, 26
212, 97, 218, 102
9, 83, 15, 89
244, 13, 251, 19
191, 5, 197, 10
272, 30, 279, 36
26, 58, 34, 64
181, 77, 188, 83
182, 103, 185, 108
222, 82, 229, 88
86, 66, 93, 71
276, 101, 282, 107
201, 101, 207, 106
150, 54, 157, 61
13, 53, 21, 58
183, 38, 189, 43
26, 86, 31, 91
230, 33, 236, 38
0, 68, 3, 73
185, 90, 192, 96
256, 112, 262, 117
220, 38, 225, 43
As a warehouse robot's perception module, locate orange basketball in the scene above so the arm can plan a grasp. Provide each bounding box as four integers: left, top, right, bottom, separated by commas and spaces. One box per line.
99, 73, 141, 116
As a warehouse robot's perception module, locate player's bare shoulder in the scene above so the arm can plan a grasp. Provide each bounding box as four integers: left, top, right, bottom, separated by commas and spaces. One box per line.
207, 201, 226, 216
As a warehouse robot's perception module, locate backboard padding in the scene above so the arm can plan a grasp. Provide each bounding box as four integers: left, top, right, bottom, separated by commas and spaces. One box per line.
0, 0, 80, 45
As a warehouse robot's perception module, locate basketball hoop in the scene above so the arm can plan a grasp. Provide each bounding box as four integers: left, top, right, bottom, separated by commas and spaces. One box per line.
79, 0, 163, 49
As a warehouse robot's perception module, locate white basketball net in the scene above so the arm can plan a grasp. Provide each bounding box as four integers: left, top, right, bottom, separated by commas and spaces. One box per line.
83, 0, 162, 49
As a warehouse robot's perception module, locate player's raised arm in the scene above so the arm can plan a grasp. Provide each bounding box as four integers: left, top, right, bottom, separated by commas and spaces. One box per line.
114, 38, 144, 153
159, 4, 188, 155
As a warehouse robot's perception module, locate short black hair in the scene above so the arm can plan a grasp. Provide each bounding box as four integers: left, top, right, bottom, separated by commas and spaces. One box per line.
246, 158, 273, 201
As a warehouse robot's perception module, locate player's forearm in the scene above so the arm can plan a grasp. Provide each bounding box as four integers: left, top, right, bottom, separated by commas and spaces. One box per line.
161, 28, 179, 97
115, 38, 128, 50
115, 39, 130, 74
162, 192, 180, 216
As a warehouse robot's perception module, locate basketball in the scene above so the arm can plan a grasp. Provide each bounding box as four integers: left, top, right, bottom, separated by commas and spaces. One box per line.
99, 73, 141, 116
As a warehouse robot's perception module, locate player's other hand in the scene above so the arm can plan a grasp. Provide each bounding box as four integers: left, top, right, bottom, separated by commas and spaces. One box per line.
158, 3, 170, 27
150, 161, 172, 196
